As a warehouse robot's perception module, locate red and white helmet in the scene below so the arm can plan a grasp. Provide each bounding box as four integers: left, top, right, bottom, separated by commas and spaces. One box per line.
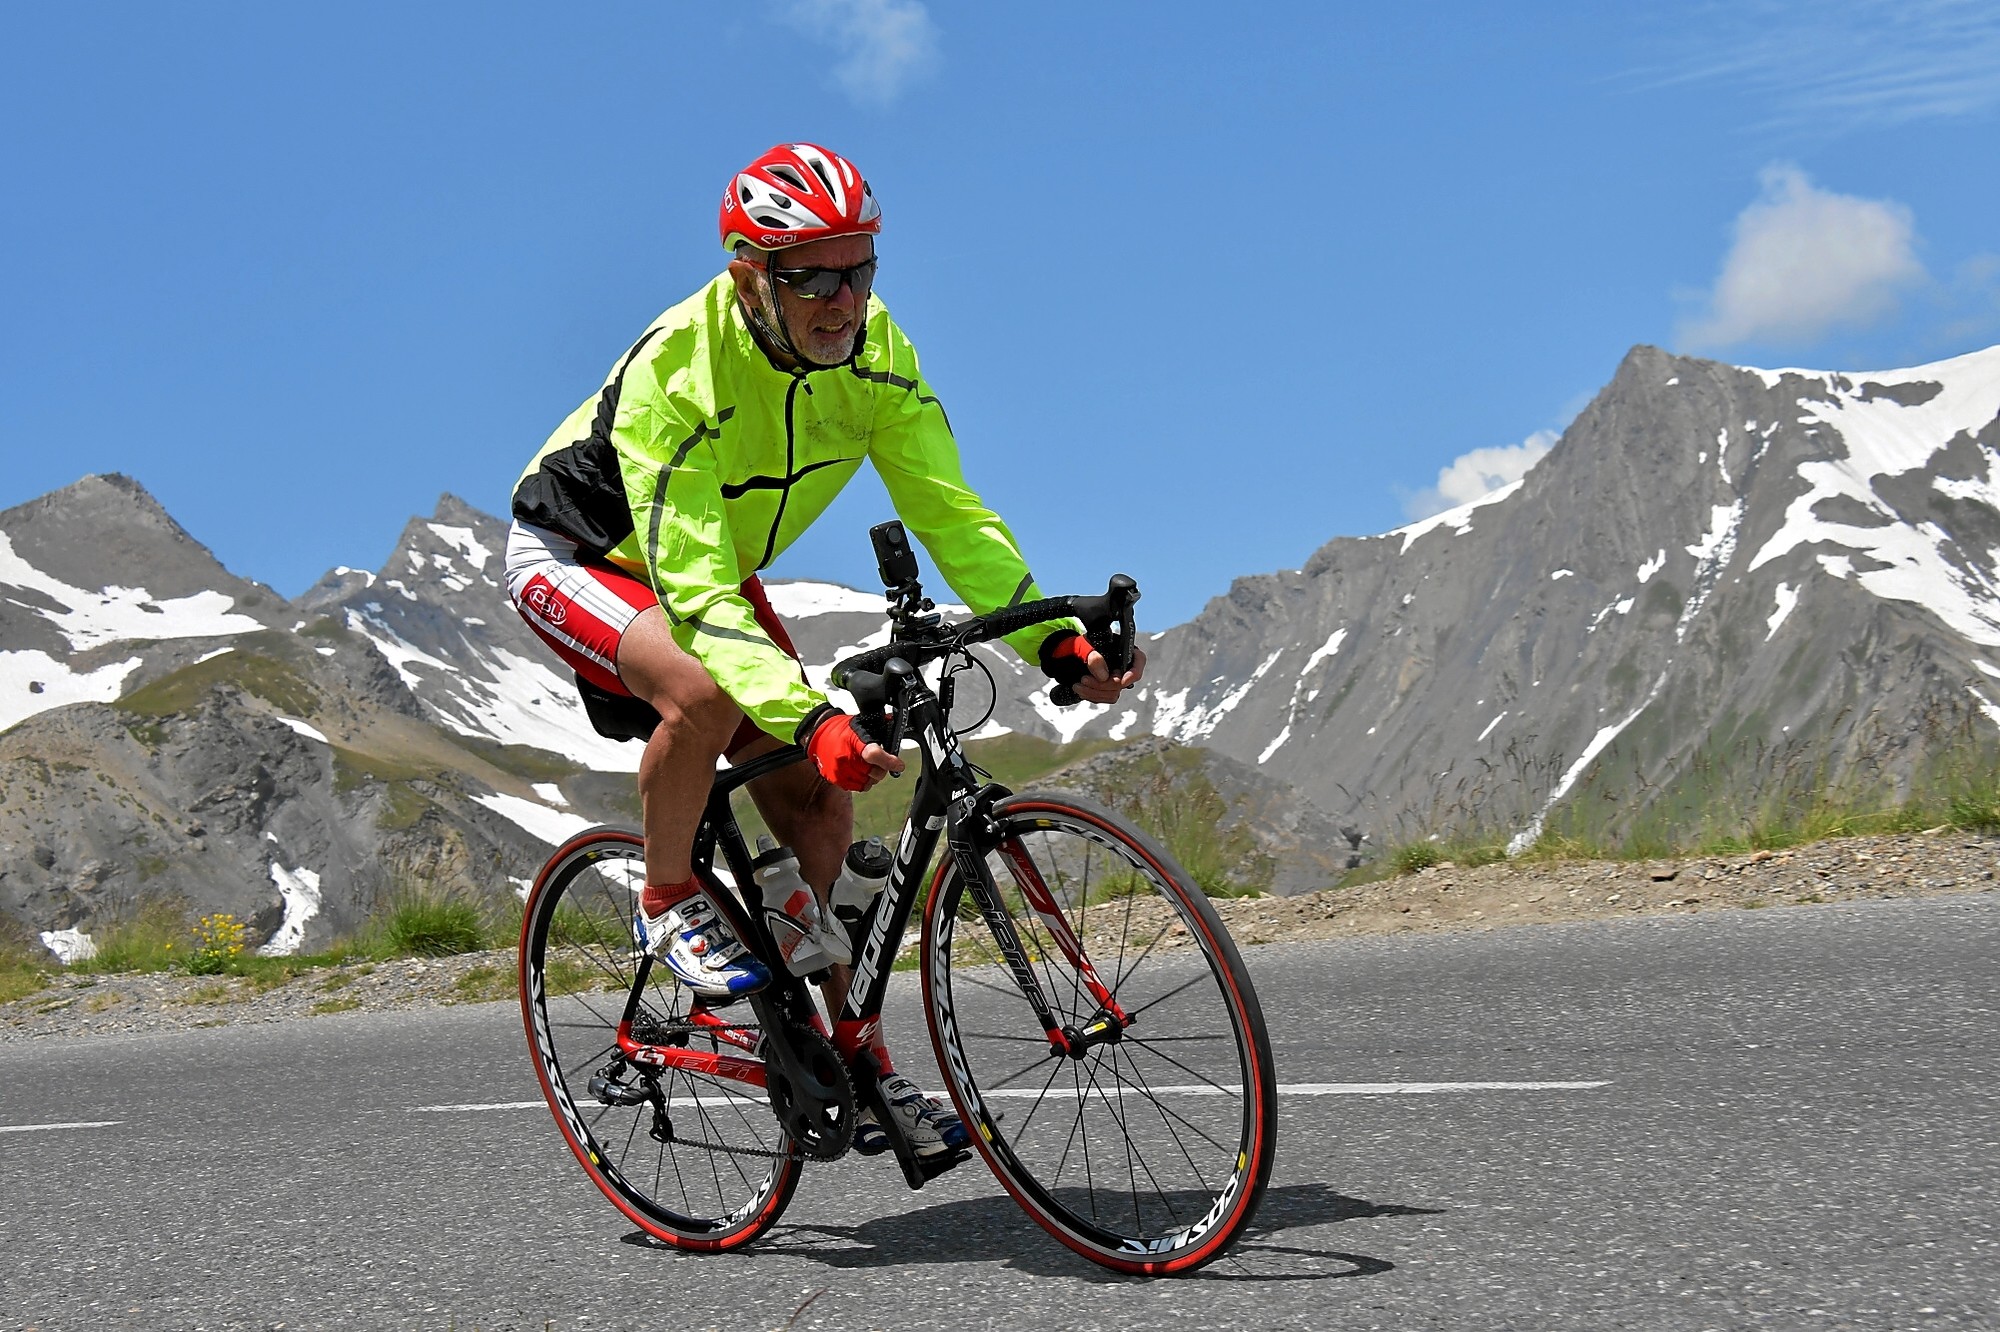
719, 142, 881, 253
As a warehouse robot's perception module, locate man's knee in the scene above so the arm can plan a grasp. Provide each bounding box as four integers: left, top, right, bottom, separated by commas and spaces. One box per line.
619, 614, 740, 752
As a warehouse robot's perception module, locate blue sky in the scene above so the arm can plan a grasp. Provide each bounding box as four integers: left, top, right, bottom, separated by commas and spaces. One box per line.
3, 2, 1997, 627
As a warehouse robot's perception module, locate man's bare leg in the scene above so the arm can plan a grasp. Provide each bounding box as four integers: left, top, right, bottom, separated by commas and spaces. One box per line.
614, 609, 743, 886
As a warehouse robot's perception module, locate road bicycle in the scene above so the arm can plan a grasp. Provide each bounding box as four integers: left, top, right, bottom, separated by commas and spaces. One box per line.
517, 522, 1277, 1275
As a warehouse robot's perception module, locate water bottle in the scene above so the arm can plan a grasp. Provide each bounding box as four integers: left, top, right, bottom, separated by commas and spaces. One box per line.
829, 837, 893, 952
750, 837, 851, 974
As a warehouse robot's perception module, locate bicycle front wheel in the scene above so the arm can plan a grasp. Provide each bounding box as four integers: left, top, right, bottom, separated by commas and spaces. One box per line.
519, 827, 801, 1251
921, 793, 1277, 1274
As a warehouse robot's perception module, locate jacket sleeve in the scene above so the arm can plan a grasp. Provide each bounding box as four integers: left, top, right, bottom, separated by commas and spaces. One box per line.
864, 328, 1080, 666
613, 351, 826, 743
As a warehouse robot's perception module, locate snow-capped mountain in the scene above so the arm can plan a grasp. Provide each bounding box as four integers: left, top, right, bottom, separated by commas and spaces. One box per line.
6, 338, 1999, 952
1070, 342, 2000, 846
0, 475, 283, 734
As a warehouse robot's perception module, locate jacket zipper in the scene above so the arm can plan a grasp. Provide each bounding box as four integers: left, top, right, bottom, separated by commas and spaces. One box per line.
758, 373, 807, 570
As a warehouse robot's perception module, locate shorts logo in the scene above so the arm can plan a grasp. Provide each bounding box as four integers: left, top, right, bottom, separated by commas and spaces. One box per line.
525, 581, 567, 628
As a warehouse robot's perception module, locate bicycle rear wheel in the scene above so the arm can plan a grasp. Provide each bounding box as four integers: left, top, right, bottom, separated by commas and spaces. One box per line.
921, 793, 1277, 1274
519, 827, 801, 1251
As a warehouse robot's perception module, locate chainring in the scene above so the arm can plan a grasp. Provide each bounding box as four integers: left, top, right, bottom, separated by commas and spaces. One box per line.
763, 1023, 858, 1162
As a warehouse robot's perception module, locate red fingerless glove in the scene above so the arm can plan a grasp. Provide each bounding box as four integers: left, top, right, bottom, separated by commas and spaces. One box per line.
1039, 630, 1096, 688
804, 710, 878, 791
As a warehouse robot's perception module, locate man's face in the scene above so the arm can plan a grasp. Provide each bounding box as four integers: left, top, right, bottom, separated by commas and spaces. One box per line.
744, 233, 875, 367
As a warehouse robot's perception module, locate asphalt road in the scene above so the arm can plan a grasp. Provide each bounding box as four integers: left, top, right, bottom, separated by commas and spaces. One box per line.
3, 893, 1996, 1332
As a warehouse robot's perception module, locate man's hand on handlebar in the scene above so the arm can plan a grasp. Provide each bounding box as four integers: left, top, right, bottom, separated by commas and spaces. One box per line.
1041, 630, 1148, 706
1073, 644, 1147, 704
803, 709, 906, 791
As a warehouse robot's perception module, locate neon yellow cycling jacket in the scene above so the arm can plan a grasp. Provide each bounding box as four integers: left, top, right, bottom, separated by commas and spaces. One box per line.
513, 273, 1069, 743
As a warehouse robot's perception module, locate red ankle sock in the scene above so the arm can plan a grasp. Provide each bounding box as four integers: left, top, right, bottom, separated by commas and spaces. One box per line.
641, 875, 700, 917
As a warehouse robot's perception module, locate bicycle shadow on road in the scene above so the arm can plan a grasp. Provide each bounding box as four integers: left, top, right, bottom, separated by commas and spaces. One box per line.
630, 1182, 1437, 1283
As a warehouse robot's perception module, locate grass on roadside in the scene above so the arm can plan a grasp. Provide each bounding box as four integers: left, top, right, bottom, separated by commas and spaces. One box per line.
0, 918, 55, 1005
1358, 727, 2000, 881
4, 876, 522, 999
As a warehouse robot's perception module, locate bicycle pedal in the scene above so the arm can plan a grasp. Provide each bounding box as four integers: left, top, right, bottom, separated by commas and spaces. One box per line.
915, 1147, 972, 1182
588, 1073, 650, 1107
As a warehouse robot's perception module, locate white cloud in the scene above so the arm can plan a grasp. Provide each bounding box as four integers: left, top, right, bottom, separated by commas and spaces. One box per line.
1403, 430, 1557, 522
1679, 165, 1925, 351
784, 0, 938, 106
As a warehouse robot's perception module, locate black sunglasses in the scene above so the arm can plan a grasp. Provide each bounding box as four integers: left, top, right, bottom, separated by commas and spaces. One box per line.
765, 257, 878, 300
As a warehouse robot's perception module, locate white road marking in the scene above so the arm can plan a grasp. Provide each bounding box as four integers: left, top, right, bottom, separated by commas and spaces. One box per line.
409, 1100, 547, 1112
0, 1120, 122, 1135
407, 1081, 1608, 1113
980, 1081, 1610, 1099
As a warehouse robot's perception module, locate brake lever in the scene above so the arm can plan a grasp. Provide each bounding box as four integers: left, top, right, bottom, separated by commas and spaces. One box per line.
846, 658, 913, 764
1051, 575, 1141, 707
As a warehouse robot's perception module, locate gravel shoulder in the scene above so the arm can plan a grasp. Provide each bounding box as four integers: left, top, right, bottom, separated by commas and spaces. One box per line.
8, 828, 1996, 1044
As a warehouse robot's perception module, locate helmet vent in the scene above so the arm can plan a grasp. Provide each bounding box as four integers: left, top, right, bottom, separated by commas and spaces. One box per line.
771, 193, 792, 208
738, 185, 753, 204
767, 164, 808, 192
807, 159, 835, 192
752, 213, 789, 228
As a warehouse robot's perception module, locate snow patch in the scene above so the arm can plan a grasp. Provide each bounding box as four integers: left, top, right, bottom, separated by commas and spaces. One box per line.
258, 864, 322, 956
1299, 629, 1348, 676
275, 716, 328, 743
1508, 672, 1669, 855
1388, 480, 1523, 554
532, 782, 568, 806
39, 928, 96, 965
426, 524, 494, 572
1257, 725, 1290, 764
472, 791, 596, 845
1746, 345, 2000, 645
1637, 550, 1666, 584
1766, 583, 1799, 641
0, 530, 264, 652
345, 607, 461, 689
1028, 684, 1110, 744
1970, 687, 2000, 730
420, 645, 641, 773
761, 581, 891, 618
1108, 708, 1139, 741
1676, 501, 1746, 641
1156, 649, 1285, 743
1550, 569, 1574, 581
0, 650, 143, 734
1477, 711, 1508, 742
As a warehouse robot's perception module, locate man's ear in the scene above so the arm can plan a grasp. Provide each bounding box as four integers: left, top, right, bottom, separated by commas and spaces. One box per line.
726, 255, 764, 311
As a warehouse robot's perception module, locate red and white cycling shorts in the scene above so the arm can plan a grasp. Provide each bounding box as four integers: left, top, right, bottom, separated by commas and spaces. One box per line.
503, 521, 804, 757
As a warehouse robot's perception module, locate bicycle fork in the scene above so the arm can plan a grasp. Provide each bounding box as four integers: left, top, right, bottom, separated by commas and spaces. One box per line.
951, 800, 1133, 1063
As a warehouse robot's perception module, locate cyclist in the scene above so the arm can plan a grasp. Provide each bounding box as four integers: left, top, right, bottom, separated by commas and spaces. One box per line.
503, 142, 1145, 1159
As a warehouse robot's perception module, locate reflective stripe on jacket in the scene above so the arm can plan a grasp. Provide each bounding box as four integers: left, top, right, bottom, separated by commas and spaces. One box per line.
513, 273, 1069, 742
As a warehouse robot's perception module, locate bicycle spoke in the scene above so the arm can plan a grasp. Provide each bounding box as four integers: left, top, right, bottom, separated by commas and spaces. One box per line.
1081, 1046, 1188, 1232
1125, 972, 1213, 1022
1010, 1055, 1073, 1140
1113, 1044, 1225, 1199
1099, 1048, 1241, 1159
1121, 1031, 1244, 1098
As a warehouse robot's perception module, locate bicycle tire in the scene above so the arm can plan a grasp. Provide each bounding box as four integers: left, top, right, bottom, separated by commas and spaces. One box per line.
920, 793, 1277, 1274
519, 827, 801, 1251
